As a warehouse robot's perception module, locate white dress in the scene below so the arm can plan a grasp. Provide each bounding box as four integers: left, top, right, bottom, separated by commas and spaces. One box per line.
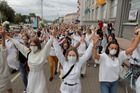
10, 38, 53, 93
53, 39, 93, 93
6, 39, 19, 70
0, 45, 11, 93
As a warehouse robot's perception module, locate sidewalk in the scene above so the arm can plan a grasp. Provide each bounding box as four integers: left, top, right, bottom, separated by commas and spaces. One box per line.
116, 37, 131, 50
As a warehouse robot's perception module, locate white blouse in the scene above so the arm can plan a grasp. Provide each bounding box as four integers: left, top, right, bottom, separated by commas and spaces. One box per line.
99, 51, 128, 82
53, 39, 93, 84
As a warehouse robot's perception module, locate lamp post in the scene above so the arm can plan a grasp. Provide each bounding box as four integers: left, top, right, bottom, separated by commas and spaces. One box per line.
41, 0, 43, 20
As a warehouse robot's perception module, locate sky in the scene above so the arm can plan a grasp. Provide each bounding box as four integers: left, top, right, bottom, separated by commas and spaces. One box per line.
6, 0, 77, 20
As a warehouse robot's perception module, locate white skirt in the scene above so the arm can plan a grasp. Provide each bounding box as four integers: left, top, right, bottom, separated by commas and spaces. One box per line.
0, 77, 12, 93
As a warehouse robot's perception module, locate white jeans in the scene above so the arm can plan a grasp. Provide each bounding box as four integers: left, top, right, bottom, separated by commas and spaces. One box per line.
136, 76, 140, 93
60, 82, 81, 93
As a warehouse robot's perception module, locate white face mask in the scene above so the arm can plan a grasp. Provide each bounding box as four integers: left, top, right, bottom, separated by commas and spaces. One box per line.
68, 56, 77, 63
30, 46, 38, 53
110, 49, 117, 56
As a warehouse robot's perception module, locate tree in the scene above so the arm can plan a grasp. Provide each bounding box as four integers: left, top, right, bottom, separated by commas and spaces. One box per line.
0, 1, 15, 22
14, 13, 22, 24
29, 13, 36, 17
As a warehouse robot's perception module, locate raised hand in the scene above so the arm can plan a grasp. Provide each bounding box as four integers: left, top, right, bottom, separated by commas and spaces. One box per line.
92, 34, 100, 45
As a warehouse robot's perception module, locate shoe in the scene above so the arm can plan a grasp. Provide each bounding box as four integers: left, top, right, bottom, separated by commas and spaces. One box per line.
49, 77, 54, 82
94, 64, 97, 68
11, 69, 18, 74
81, 74, 84, 78
23, 91, 27, 93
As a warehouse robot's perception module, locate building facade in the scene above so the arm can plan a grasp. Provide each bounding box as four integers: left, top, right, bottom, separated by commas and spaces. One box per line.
115, 0, 140, 40
63, 13, 78, 24
78, 0, 140, 40
79, 0, 118, 25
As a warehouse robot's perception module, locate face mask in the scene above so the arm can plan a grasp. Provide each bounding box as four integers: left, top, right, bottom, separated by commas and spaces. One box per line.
30, 46, 38, 53
68, 56, 77, 63
110, 49, 117, 56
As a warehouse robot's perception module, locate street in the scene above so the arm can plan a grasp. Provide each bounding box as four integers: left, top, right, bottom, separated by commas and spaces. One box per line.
11, 61, 134, 93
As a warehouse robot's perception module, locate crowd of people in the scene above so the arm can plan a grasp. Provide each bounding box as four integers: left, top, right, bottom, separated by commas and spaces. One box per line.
0, 22, 140, 93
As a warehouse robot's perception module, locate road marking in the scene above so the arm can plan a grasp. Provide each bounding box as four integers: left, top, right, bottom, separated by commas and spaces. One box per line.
11, 73, 20, 83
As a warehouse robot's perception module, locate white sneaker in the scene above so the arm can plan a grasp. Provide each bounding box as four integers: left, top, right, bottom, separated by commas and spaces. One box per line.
23, 91, 27, 93
94, 64, 97, 68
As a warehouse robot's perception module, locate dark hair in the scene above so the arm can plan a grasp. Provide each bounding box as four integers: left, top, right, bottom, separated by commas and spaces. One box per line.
61, 40, 71, 55
105, 40, 120, 57
97, 29, 103, 39
30, 37, 41, 50
65, 47, 79, 62
107, 34, 117, 43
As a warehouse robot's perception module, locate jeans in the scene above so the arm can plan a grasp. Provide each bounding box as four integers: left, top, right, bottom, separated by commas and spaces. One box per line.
19, 62, 28, 91
100, 81, 118, 93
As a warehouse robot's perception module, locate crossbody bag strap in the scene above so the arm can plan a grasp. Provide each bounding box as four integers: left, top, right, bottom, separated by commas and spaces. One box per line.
62, 64, 75, 80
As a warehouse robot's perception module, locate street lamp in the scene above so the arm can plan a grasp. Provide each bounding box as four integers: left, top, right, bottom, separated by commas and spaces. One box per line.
41, 0, 43, 19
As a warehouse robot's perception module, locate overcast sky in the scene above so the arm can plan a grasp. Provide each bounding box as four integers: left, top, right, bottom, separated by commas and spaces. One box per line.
6, 0, 77, 20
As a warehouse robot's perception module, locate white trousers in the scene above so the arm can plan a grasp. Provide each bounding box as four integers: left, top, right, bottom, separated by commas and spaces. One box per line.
136, 76, 140, 93
60, 82, 81, 93
81, 62, 87, 75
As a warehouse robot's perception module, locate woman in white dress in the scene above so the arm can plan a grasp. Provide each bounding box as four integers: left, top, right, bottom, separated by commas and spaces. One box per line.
6, 34, 53, 93
0, 27, 12, 93
53, 35, 93, 93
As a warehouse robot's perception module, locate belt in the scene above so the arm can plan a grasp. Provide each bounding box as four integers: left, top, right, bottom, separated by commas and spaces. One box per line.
64, 82, 78, 86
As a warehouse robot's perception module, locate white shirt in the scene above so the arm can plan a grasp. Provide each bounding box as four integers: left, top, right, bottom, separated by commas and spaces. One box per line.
53, 39, 93, 84
85, 34, 92, 45
72, 35, 81, 46
49, 47, 56, 56
129, 44, 140, 65
99, 51, 127, 82
6, 40, 19, 70
78, 42, 87, 56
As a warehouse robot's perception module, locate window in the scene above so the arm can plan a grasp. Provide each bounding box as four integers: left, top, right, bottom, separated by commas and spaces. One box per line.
110, 0, 118, 18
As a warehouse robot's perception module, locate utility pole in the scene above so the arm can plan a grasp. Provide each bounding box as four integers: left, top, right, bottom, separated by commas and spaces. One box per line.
41, 0, 43, 20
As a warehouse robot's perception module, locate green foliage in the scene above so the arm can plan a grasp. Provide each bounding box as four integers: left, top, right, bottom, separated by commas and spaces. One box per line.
0, 0, 15, 22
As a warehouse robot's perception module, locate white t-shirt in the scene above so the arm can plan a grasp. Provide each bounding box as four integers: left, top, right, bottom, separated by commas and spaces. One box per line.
99, 51, 127, 82
129, 44, 140, 65
136, 76, 140, 93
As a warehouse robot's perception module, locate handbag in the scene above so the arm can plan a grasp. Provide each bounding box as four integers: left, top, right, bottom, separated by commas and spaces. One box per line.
123, 57, 140, 89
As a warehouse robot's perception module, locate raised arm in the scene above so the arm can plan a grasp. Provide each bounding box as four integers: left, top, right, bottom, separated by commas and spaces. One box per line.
1, 29, 6, 48
53, 38, 66, 66
92, 35, 100, 60
6, 35, 30, 58
78, 42, 93, 66
125, 29, 140, 55
41, 37, 53, 59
